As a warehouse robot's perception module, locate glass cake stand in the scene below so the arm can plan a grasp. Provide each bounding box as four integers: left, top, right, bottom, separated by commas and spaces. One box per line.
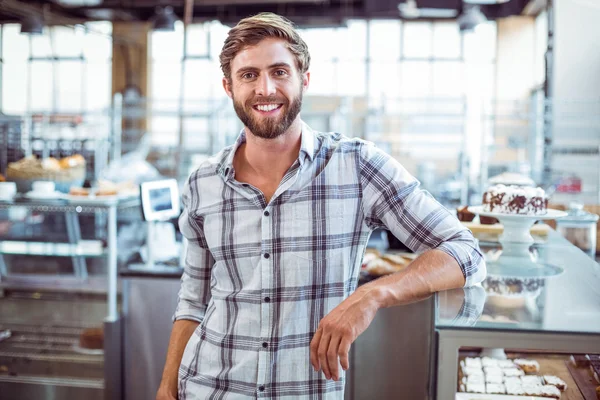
468, 206, 567, 246
468, 206, 568, 278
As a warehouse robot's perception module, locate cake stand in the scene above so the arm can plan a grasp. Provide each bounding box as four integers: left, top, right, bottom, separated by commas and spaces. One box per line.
468, 206, 567, 246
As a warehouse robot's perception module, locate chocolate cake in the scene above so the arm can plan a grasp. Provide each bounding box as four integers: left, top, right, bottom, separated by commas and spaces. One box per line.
457, 206, 476, 222
79, 327, 104, 350
482, 184, 548, 215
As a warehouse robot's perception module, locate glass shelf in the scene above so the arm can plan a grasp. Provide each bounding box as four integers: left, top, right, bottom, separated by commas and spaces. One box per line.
0, 240, 106, 258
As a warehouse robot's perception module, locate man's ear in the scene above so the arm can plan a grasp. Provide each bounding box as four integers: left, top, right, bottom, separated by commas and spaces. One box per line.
302, 71, 310, 93
222, 77, 233, 99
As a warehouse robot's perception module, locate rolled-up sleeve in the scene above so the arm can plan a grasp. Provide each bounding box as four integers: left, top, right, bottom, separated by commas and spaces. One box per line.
173, 173, 215, 322
359, 141, 486, 287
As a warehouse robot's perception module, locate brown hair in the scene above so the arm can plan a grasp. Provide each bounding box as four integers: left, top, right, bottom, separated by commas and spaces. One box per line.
219, 12, 310, 82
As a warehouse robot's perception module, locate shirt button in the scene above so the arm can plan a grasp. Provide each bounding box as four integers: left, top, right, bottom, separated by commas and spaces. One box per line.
264, 253, 270, 259
264, 210, 270, 216
262, 342, 268, 348
264, 297, 270, 302
258, 386, 265, 392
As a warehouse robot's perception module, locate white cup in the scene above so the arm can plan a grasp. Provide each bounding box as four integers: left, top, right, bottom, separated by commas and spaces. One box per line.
0, 181, 17, 199
32, 181, 55, 194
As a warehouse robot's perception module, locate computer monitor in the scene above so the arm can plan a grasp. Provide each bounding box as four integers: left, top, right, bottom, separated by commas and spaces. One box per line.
140, 179, 181, 221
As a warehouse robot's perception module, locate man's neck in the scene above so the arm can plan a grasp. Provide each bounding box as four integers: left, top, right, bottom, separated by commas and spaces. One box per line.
238, 118, 303, 180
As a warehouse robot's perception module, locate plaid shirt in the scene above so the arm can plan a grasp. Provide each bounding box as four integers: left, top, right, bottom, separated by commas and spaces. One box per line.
176, 122, 486, 399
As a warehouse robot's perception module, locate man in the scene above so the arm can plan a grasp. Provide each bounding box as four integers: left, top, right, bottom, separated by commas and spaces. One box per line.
157, 12, 486, 400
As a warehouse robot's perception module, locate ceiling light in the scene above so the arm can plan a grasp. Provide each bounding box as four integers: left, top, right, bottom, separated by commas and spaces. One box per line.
152, 6, 178, 31
457, 6, 487, 32
20, 15, 44, 35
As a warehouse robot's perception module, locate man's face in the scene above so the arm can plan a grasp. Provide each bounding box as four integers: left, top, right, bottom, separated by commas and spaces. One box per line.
223, 38, 310, 140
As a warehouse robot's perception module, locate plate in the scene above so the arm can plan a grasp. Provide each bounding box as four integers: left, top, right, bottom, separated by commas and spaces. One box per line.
456, 393, 547, 400
24, 191, 65, 200
468, 206, 568, 221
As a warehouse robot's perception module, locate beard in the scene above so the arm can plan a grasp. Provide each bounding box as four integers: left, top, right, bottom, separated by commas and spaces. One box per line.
232, 85, 303, 140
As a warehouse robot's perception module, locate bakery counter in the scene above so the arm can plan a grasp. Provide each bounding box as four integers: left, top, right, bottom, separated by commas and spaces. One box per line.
435, 230, 600, 399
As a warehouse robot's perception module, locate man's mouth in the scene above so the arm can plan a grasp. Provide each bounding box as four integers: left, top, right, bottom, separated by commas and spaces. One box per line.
252, 103, 283, 113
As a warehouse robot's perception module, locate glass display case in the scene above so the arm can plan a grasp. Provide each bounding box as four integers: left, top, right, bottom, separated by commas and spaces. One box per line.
435, 231, 600, 399
0, 196, 140, 400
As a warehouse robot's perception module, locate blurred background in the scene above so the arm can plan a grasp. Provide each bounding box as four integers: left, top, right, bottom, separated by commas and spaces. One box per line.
0, 1, 599, 399
0, 0, 598, 207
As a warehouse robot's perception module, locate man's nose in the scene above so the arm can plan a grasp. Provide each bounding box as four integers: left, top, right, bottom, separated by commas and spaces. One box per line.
255, 74, 276, 97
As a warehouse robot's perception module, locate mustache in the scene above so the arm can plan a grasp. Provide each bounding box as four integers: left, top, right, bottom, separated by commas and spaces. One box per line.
248, 96, 287, 106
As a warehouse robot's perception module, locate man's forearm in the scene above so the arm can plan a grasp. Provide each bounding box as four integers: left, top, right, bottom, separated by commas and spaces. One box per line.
364, 249, 466, 309
159, 319, 200, 394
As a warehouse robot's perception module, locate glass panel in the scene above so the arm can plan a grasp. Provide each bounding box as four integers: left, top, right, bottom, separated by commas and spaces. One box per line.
433, 61, 464, 96
84, 22, 113, 61
151, 21, 184, 62
152, 62, 182, 101
400, 61, 432, 96
368, 62, 402, 99
53, 26, 84, 58
369, 20, 401, 61
150, 116, 178, 147
342, 20, 367, 61
86, 61, 112, 111
183, 118, 210, 148
2, 62, 28, 114
31, 31, 52, 58
183, 59, 217, 100
402, 22, 432, 58
30, 61, 54, 111
56, 61, 83, 112
337, 61, 366, 96
307, 60, 335, 95
186, 24, 209, 56
433, 22, 461, 59
464, 21, 496, 62
3, 24, 29, 62
300, 28, 337, 61
209, 21, 230, 60
436, 231, 600, 334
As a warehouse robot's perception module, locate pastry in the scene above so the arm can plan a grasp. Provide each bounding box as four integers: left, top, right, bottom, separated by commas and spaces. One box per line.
482, 357, 499, 368
485, 374, 503, 384
498, 359, 516, 368
479, 215, 500, 225
505, 383, 525, 395
543, 375, 567, 391
540, 385, 561, 399
504, 377, 521, 386
485, 383, 505, 394
59, 154, 86, 169
591, 360, 600, 384
457, 205, 475, 222
521, 375, 542, 386
503, 368, 525, 377
484, 366, 503, 376
466, 383, 486, 393
595, 385, 600, 400
79, 327, 103, 350
514, 358, 540, 374
0, 173, 5, 182
523, 384, 544, 396
461, 365, 484, 377
41, 157, 61, 171
463, 375, 484, 384
69, 187, 90, 196
95, 188, 118, 197
482, 184, 548, 215
570, 354, 590, 367
465, 357, 483, 369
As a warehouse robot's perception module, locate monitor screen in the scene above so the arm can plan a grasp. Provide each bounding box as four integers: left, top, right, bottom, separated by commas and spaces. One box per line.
140, 179, 180, 221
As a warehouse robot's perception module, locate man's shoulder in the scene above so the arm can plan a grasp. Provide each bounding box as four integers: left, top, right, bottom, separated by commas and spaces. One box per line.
313, 131, 370, 153
187, 146, 234, 181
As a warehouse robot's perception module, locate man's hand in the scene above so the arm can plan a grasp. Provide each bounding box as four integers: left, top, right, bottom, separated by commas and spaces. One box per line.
309, 286, 380, 381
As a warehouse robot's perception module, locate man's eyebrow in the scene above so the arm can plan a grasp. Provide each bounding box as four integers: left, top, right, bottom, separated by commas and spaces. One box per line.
235, 63, 292, 75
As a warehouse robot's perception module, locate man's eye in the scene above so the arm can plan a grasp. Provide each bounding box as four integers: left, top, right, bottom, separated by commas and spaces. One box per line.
275, 70, 287, 76
242, 72, 256, 79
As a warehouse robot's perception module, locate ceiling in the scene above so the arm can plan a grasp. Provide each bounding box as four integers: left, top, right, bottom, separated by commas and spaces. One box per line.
0, 0, 536, 26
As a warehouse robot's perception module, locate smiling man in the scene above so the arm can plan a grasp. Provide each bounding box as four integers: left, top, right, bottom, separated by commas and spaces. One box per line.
156, 12, 486, 400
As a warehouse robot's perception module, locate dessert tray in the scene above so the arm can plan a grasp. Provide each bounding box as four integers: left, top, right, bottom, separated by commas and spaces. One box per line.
468, 206, 567, 245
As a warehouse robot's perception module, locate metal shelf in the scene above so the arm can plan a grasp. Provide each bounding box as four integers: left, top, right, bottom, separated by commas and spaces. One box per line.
0, 240, 105, 258
0, 197, 140, 214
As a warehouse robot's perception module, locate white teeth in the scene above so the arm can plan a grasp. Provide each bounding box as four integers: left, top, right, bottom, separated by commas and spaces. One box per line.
256, 104, 279, 112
